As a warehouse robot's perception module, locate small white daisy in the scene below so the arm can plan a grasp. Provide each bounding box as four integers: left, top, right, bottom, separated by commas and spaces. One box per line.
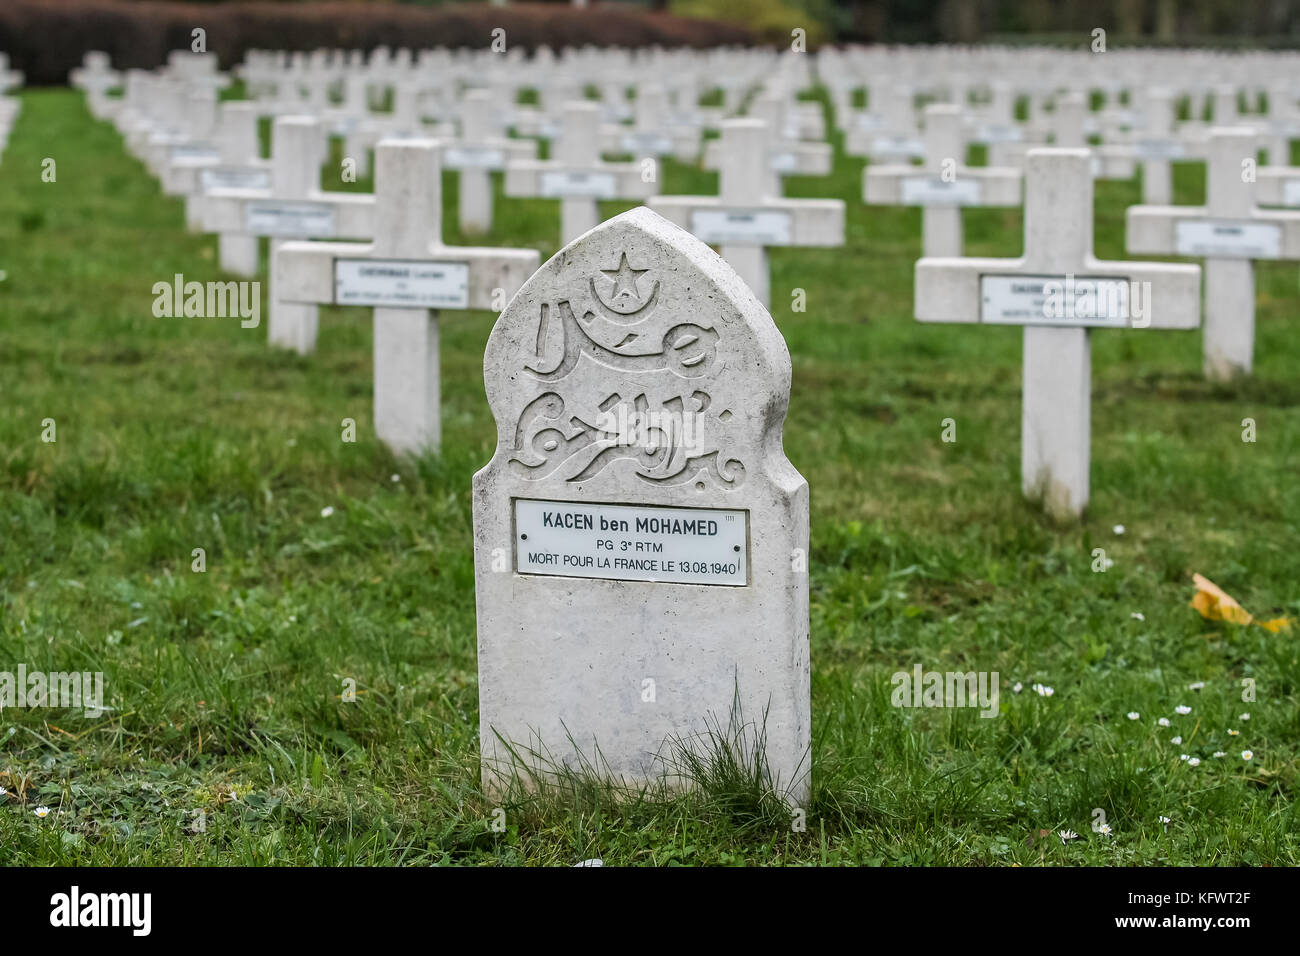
1097, 823, 1113, 836
1179, 754, 1189, 761
1012, 682, 1023, 693
1213, 751, 1226, 758
33, 806, 51, 818
1242, 750, 1253, 761
391, 474, 401, 483
0, 787, 7, 796
1188, 757, 1201, 767
1059, 829, 1079, 844
1239, 713, 1250, 721
1113, 524, 1125, 535
1175, 705, 1191, 715
1158, 718, 1171, 727
320, 506, 334, 518
1127, 712, 1140, 721
1032, 683, 1054, 697
1171, 736, 1182, 744
1189, 681, 1205, 691
1228, 729, 1240, 737
1158, 815, 1171, 827
1131, 612, 1145, 621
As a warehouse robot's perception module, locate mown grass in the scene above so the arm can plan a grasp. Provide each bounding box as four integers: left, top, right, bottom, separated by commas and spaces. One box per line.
0, 87, 1296, 865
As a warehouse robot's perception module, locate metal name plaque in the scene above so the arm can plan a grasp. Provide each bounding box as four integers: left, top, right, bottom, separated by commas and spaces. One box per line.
621, 133, 672, 154
539, 170, 618, 198
977, 124, 1023, 143
171, 144, 220, 162
980, 274, 1131, 327
245, 201, 337, 238
1283, 180, 1300, 207
690, 209, 793, 245
1174, 220, 1282, 259
334, 259, 470, 309
900, 176, 982, 206
872, 136, 925, 157
443, 146, 506, 169
1134, 140, 1187, 160
201, 167, 272, 191
514, 499, 748, 587
769, 151, 799, 172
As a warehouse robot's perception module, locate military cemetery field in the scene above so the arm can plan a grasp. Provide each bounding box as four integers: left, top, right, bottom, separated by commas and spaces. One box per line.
1, 87, 1298, 866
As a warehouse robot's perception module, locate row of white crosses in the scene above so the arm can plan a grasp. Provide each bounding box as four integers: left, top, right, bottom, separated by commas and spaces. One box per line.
866, 103, 1020, 257
95, 50, 847, 357
276, 139, 538, 454
506, 102, 656, 244
199, 116, 376, 354
652, 119, 845, 308
1129, 127, 1300, 381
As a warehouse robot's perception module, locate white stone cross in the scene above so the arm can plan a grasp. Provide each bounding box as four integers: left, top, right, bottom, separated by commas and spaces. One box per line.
844, 82, 925, 161
472, 205, 809, 801
1037, 92, 1136, 181
442, 88, 536, 234
1127, 88, 1197, 205
970, 81, 1029, 168
175, 102, 270, 277
599, 84, 700, 163
651, 118, 844, 308
916, 148, 1201, 520
702, 94, 831, 195
276, 139, 538, 455
865, 103, 1020, 257
1128, 127, 1300, 381
200, 115, 376, 354
70, 52, 120, 120
505, 102, 656, 245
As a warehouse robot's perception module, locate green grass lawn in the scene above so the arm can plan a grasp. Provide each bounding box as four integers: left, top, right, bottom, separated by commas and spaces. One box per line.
0, 88, 1297, 865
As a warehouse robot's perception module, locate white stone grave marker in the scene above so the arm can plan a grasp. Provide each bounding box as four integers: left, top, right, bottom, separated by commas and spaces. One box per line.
200, 116, 376, 353
1128, 127, 1300, 380
276, 139, 538, 454
505, 102, 655, 244
650, 119, 844, 308
473, 206, 809, 800
866, 103, 1021, 257
916, 149, 1201, 519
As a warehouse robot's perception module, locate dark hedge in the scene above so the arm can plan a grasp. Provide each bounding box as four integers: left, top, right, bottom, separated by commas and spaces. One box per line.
0, 1, 756, 87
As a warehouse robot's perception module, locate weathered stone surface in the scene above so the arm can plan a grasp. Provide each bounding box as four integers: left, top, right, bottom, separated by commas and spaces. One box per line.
473, 206, 810, 801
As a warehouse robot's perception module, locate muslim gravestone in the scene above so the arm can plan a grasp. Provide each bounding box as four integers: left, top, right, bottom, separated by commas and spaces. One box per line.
473, 206, 810, 802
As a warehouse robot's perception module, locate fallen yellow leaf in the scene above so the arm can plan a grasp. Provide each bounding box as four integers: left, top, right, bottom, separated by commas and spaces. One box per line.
1190, 573, 1254, 626
1257, 617, 1294, 634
